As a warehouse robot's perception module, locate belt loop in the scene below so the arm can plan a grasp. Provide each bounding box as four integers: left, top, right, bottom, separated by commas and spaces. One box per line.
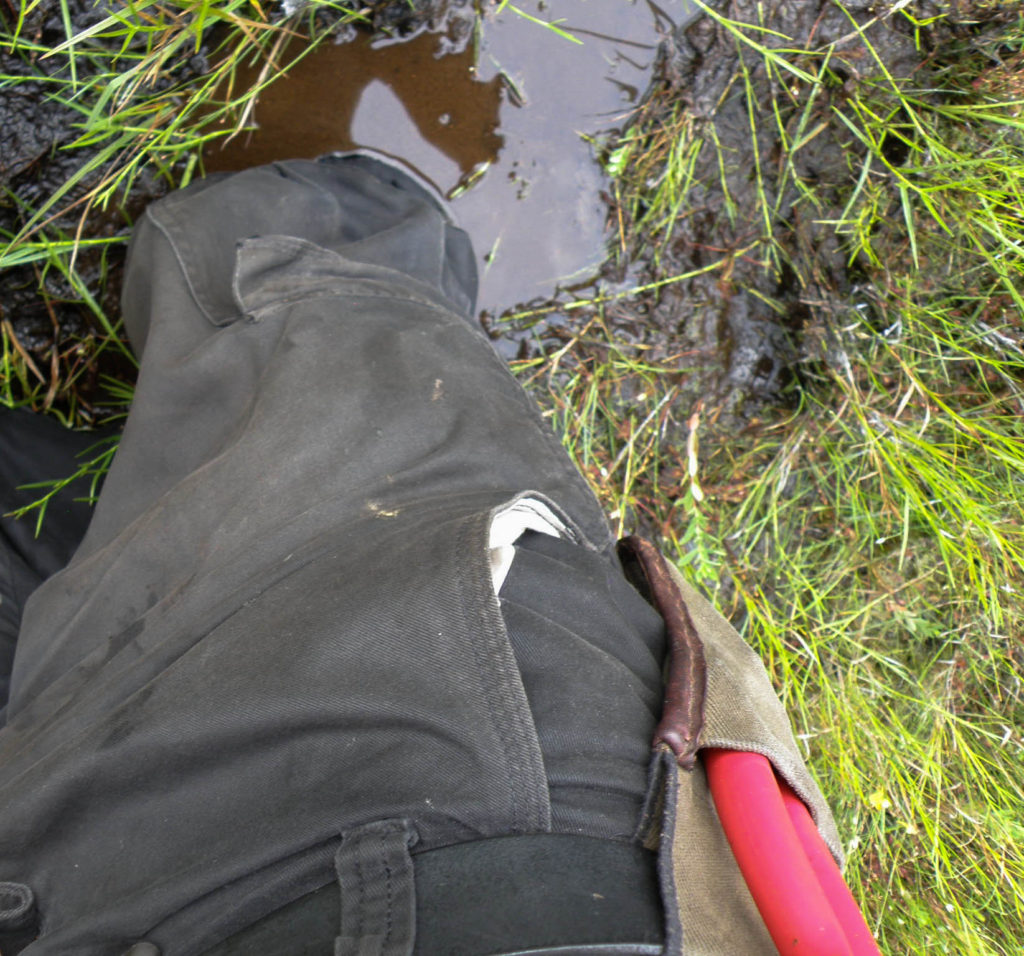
0, 882, 36, 931
334, 819, 419, 956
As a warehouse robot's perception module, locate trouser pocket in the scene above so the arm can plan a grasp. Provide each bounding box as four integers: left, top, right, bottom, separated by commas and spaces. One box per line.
496, 523, 667, 840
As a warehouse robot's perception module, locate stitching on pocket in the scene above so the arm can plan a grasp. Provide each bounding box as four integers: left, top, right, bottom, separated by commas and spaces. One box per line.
456, 513, 551, 834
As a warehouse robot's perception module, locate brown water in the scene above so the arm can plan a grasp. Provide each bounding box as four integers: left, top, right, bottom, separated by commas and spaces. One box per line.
204, 1, 697, 319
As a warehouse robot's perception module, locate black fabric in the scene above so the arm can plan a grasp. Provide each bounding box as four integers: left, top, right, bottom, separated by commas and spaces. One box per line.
0, 535, 38, 719
0, 924, 39, 956
0, 407, 117, 715
205, 834, 664, 956
413, 834, 663, 956
500, 530, 665, 839
0, 880, 36, 929
334, 819, 417, 956
0, 880, 39, 956
0, 407, 113, 579
0, 160, 662, 955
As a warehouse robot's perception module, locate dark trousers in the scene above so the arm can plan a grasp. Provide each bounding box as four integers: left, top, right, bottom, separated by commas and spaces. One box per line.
0, 409, 117, 715
0, 159, 665, 955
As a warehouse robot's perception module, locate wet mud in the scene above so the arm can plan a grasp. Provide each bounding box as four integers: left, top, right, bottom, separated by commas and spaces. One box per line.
541, 0, 1005, 417
0, 0, 355, 415
0, 0, 169, 416
619, 0, 928, 414
1, 1, 1015, 420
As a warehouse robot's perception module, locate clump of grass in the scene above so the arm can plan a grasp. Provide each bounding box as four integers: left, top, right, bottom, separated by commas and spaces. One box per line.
513, 3, 1024, 952
2, 1, 368, 241
0, 0, 370, 431
512, 310, 700, 540
0, 222, 135, 420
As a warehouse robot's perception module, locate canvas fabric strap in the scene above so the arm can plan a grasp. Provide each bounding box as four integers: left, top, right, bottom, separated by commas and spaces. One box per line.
657, 563, 843, 954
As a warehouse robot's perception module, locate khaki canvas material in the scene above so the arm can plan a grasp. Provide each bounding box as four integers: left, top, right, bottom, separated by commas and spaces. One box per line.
658, 565, 843, 954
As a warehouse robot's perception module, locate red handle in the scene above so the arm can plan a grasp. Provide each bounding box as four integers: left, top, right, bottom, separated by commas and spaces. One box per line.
704, 748, 879, 955
778, 780, 881, 955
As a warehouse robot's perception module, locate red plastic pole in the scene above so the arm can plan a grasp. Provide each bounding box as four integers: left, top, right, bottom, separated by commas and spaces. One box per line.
778, 780, 882, 956
704, 748, 854, 956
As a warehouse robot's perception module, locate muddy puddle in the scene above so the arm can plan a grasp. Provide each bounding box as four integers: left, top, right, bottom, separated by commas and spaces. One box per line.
204, 0, 698, 326
4, 0, 997, 424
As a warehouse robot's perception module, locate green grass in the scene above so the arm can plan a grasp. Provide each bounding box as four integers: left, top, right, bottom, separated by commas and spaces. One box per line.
2, 0, 368, 237
3, 1, 1024, 953
0, 0, 370, 429
0, 221, 136, 416
508, 3, 1024, 952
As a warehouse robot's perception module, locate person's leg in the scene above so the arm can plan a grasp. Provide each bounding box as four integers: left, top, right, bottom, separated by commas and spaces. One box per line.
8, 157, 616, 707
0, 159, 665, 955
0, 407, 117, 715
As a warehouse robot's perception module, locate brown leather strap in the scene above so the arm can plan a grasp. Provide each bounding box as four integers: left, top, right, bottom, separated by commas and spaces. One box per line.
617, 536, 707, 770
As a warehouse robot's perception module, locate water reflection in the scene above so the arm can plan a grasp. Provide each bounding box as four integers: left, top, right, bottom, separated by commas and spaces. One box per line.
204, 1, 695, 318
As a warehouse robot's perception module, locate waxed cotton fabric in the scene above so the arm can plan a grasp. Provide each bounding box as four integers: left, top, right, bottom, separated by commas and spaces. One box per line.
660, 564, 844, 955
0, 158, 843, 956
0, 160, 656, 955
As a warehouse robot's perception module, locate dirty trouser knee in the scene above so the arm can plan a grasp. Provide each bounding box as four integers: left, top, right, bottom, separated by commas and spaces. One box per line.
0, 160, 668, 955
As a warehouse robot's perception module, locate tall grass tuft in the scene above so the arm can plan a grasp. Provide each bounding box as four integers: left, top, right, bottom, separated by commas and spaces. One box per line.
513, 3, 1024, 952
1, 0, 369, 426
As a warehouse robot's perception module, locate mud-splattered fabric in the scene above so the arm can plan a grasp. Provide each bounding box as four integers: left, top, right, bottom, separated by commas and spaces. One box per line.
0, 160, 656, 954
0, 159, 838, 955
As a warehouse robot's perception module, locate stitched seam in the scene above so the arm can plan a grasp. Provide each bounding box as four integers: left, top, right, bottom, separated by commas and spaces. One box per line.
234, 234, 461, 318
354, 852, 365, 941
246, 287, 461, 322
458, 519, 524, 831
461, 518, 551, 832
147, 205, 226, 326
381, 830, 394, 952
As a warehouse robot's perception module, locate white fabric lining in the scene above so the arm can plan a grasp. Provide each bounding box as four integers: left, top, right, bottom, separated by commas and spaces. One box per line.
489, 497, 568, 594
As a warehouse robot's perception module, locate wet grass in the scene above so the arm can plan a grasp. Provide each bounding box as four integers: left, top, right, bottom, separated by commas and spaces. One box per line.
0, 0, 369, 428
510, 3, 1024, 952
0, 226, 134, 417
3, 1, 1023, 953
4, 0, 368, 238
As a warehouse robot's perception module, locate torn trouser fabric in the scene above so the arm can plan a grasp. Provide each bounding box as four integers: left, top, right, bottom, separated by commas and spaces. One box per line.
0, 159, 842, 956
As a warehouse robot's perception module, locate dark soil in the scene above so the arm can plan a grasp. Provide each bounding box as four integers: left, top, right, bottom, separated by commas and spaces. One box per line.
0, 0, 1015, 424
0, 0, 444, 420
595, 1, 1024, 421
535, 2, 961, 420
654, 1, 922, 411
0, 0, 171, 417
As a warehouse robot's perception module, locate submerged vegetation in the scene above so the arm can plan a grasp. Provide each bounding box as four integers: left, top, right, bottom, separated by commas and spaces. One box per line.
3, 0, 1024, 953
